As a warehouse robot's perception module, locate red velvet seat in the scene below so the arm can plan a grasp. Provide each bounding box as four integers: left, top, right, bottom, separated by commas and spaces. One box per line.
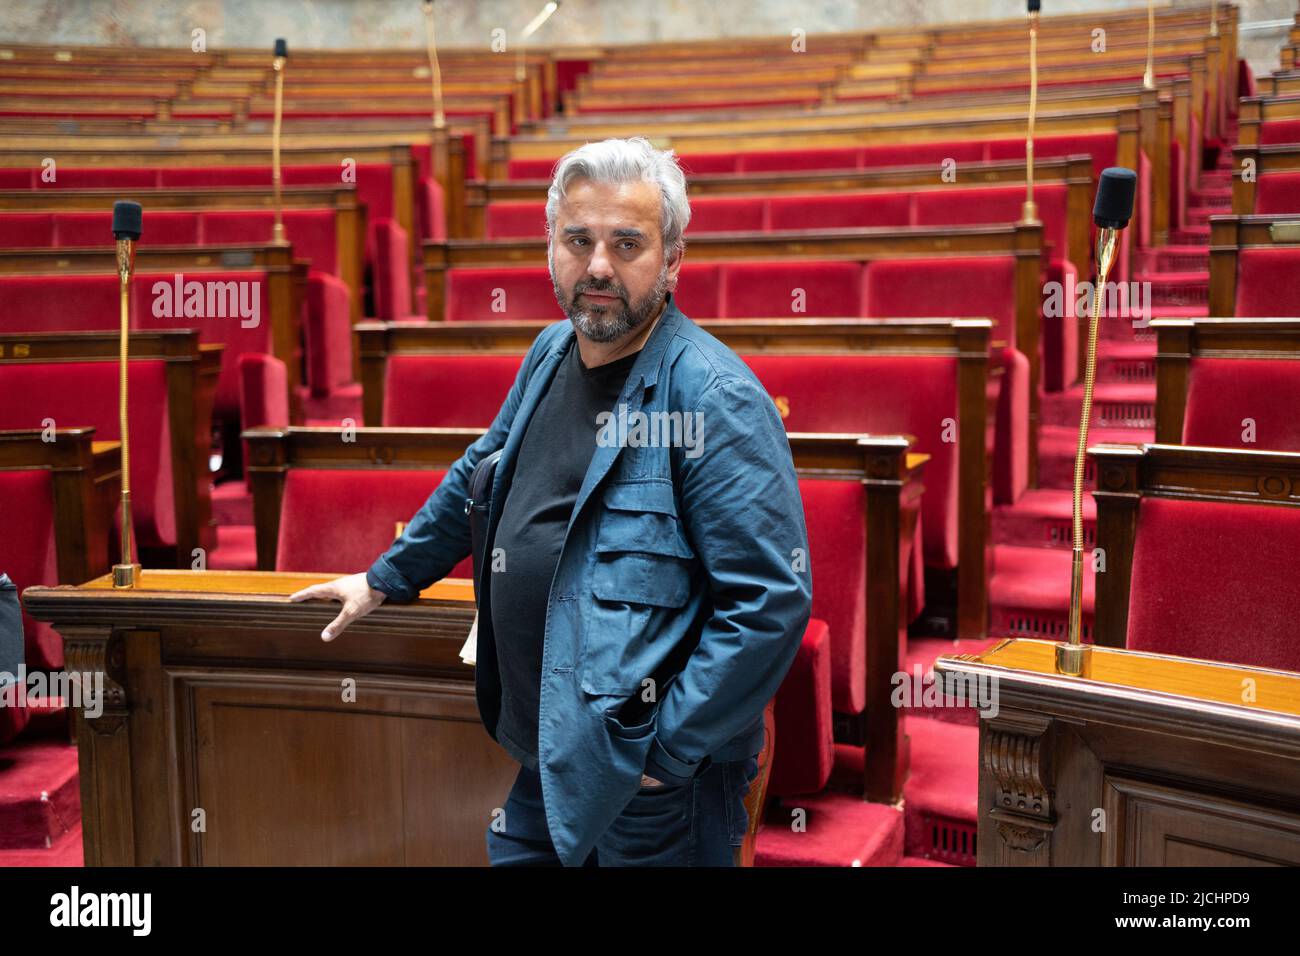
862, 256, 1028, 504
276, 468, 474, 580
770, 616, 834, 796
486, 201, 549, 240
53, 211, 200, 247
741, 354, 958, 577
1127, 496, 1300, 672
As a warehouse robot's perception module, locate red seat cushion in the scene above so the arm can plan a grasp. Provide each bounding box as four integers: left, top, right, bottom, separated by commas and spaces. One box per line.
303, 272, 354, 395
276, 468, 473, 580
721, 261, 863, 318
769, 617, 834, 797
1236, 248, 1300, 317
1127, 496, 1300, 672
1183, 357, 1300, 450
371, 218, 412, 321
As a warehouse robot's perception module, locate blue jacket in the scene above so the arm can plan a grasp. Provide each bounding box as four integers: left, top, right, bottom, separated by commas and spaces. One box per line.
366, 294, 812, 866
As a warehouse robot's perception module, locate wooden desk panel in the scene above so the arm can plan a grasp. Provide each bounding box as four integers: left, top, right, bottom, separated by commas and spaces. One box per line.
23, 569, 515, 866
935, 639, 1300, 867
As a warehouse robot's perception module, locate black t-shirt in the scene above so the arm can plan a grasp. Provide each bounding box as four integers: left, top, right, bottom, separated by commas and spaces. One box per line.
489, 341, 640, 769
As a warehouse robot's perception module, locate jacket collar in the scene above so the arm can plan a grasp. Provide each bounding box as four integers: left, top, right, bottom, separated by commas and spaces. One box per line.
542, 290, 684, 393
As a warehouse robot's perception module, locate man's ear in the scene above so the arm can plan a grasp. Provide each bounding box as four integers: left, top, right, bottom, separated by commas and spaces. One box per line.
664, 245, 685, 291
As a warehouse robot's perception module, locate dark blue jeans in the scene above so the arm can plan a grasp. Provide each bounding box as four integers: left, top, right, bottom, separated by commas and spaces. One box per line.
486, 755, 760, 867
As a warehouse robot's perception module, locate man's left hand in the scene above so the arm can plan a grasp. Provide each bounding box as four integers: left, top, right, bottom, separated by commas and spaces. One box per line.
640, 774, 664, 789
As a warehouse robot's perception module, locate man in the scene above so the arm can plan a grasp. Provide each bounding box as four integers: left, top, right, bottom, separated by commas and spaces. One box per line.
291, 136, 811, 867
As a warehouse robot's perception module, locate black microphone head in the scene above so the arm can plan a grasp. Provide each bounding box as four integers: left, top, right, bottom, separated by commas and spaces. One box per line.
274, 38, 288, 59
1093, 167, 1138, 229
112, 200, 142, 241
1028, 0, 1041, 12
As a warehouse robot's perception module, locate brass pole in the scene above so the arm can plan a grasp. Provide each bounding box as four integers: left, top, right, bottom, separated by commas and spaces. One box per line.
272, 53, 287, 243
111, 244, 140, 588
1143, 0, 1156, 90
422, 1, 446, 129
1057, 226, 1119, 675
1210, 0, 1219, 38
1021, 10, 1040, 224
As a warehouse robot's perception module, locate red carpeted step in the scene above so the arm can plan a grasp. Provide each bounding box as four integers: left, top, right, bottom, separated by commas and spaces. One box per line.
989, 544, 1096, 642
898, 636, 1001, 727
1170, 225, 1210, 244
1038, 423, 1152, 489
1147, 245, 1210, 273
207, 524, 258, 570
1184, 206, 1222, 227
0, 820, 83, 866
1097, 340, 1156, 384
211, 480, 253, 526
756, 788, 904, 867
0, 738, 81, 850
1041, 381, 1155, 429
993, 487, 1096, 551
1145, 271, 1209, 309
1188, 189, 1231, 209
899, 854, 956, 866
900, 716, 979, 865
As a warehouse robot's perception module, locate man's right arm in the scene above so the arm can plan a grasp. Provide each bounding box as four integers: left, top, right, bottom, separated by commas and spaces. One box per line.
290, 324, 563, 637
365, 326, 559, 602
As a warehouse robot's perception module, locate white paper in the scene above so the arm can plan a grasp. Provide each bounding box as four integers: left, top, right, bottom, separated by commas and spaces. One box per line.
459, 611, 479, 666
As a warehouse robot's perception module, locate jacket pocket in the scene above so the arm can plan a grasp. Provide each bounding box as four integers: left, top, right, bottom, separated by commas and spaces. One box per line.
582, 480, 695, 696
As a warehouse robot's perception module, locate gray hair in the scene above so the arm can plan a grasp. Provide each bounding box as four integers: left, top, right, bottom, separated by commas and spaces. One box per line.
545, 136, 691, 256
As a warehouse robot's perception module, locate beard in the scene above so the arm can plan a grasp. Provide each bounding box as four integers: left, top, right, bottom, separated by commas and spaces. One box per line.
550, 256, 670, 344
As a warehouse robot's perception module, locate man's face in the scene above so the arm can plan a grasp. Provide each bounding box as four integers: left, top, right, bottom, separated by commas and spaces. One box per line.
549, 178, 683, 343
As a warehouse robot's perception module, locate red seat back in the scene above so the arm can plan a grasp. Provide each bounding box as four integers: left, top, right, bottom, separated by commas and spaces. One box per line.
766, 192, 912, 230
1236, 248, 1300, 317
1127, 496, 1300, 672
276, 468, 474, 579
0, 361, 174, 548
742, 353, 960, 571
1254, 173, 1300, 215
384, 354, 521, 427
721, 261, 863, 317
1183, 357, 1300, 450
862, 256, 1019, 346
